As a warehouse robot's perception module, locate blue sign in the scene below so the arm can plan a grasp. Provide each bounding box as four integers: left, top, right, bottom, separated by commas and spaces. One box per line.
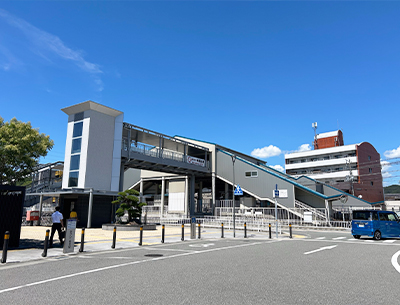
191, 217, 196, 223
274, 190, 279, 198
234, 185, 243, 196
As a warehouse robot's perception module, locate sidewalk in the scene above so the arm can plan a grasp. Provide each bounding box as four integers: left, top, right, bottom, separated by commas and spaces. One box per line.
2, 225, 290, 264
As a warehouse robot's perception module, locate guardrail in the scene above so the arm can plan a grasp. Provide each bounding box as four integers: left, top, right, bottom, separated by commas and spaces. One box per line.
124, 141, 208, 168
158, 216, 283, 234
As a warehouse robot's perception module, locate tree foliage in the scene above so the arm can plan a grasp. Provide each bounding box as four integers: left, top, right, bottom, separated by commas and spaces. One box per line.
0, 117, 54, 185
384, 185, 400, 194
112, 189, 146, 223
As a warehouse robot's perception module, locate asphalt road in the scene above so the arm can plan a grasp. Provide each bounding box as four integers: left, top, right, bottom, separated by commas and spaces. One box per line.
1, 230, 400, 305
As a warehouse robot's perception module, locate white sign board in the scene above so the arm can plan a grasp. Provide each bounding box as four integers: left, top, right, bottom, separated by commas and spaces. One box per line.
187, 156, 205, 167
304, 212, 313, 223
272, 189, 288, 198
168, 192, 185, 212
63, 219, 77, 254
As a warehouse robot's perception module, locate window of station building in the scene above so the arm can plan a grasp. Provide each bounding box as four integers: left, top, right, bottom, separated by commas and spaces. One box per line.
68, 171, 79, 187
371, 181, 374, 186
245, 171, 258, 178
70, 155, 80, 171
368, 156, 371, 161
369, 168, 372, 173
73, 121, 83, 138
71, 138, 82, 154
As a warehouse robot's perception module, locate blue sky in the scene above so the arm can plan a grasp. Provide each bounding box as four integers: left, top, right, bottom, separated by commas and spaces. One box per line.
1, 1, 399, 186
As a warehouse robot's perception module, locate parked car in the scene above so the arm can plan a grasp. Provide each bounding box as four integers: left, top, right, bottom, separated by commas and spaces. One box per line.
351, 210, 400, 240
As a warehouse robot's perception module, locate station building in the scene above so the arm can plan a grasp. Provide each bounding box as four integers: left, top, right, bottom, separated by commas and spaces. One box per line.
26, 101, 383, 227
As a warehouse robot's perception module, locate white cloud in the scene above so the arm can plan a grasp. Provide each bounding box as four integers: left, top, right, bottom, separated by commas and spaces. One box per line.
298, 144, 312, 152
384, 146, 400, 159
251, 145, 282, 159
0, 45, 22, 71
381, 160, 392, 179
270, 165, 284, 172
0, 8, 103, 91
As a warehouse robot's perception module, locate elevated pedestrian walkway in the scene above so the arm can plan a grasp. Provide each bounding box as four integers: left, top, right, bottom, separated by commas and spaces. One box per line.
121, 123, 211, 176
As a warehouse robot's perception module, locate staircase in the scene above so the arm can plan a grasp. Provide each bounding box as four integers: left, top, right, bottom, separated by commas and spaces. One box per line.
295, 200, 328, 221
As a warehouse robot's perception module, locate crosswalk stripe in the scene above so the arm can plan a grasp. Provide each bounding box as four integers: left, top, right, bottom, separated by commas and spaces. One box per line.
332, 237, 346, 240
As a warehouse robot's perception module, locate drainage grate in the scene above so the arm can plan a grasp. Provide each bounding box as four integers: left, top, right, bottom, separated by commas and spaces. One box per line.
144, 254, 164, 257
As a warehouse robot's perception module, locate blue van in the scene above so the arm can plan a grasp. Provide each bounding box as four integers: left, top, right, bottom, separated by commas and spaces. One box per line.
351, 210, 400, 240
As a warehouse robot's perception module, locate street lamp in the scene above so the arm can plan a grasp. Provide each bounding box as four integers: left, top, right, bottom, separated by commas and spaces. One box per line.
231, 154, 236, 238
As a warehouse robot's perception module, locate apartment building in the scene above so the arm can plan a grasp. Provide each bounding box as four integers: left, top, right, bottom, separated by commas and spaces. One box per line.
285, 130, 384, 203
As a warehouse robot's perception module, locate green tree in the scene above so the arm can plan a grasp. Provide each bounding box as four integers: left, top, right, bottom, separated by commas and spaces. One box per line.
112, 189, 146, 224
0, 117, 54, 185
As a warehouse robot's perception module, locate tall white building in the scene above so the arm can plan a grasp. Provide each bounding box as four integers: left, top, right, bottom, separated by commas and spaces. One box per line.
285, 131, 384, 203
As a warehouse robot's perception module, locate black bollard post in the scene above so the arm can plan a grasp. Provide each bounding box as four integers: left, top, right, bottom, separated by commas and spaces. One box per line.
181, 224, 184, 241
1, 231, 10, 263
244, 222, 247, 238
112, 226, 117, 249
269, 223, 272, 239
289, 223, 292, 239
79, 228, 85, 252
161, 225, 165, 243
198, 223, 201, 239
139, 225, 143, 246
221, 223, 224, 238
41, 230, 49, 258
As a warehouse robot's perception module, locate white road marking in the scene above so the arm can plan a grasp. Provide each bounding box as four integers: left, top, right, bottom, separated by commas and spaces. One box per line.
316, 237, 326, 240
391, 250, 400, 274
0, 240, 272, 294
304, 245, 337, 255
189, 243, 215, 248
332, 237, 346, 240
383, 240, 396, 243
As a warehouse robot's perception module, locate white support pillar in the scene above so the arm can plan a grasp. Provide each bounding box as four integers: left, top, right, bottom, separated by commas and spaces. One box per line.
325, 199, 331, 224
185, 176, 189, 217
212, 173, 216, 215
87, 188, 94, 228
160, 177, 165, 218
140, 179, 144, 203
190, 174, 195, 217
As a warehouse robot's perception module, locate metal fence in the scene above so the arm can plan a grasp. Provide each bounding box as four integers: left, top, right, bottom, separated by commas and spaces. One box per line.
141, 206, 351, 230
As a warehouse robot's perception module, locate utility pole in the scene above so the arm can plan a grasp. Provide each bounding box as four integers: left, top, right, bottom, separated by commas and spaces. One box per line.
312, 122, 318, 149
231, 154, 236, 238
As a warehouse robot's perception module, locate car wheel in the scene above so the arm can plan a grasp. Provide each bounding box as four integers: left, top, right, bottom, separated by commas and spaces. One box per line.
353, 235, 361, 239
373, 230, 381, 240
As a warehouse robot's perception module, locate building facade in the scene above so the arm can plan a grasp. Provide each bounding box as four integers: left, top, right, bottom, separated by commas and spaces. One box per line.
285, 131, 384, 203
25, 103, 381, 228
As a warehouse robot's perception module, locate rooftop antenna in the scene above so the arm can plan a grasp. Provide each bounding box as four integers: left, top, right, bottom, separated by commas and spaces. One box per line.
312, 122, 318, 149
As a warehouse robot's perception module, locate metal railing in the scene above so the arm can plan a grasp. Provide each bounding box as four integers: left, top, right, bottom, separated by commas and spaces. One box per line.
158, 216, 282, 233
123, 141, 208, 168
295, 200, 328, 221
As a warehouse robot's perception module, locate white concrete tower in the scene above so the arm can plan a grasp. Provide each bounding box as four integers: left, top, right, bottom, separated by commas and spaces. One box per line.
61, 101, 124, 192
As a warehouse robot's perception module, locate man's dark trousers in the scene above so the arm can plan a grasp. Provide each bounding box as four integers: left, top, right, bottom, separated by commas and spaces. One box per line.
49, 223, 63, 246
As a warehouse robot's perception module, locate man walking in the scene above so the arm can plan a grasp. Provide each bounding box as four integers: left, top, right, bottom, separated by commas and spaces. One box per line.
49, 206, 64, 247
